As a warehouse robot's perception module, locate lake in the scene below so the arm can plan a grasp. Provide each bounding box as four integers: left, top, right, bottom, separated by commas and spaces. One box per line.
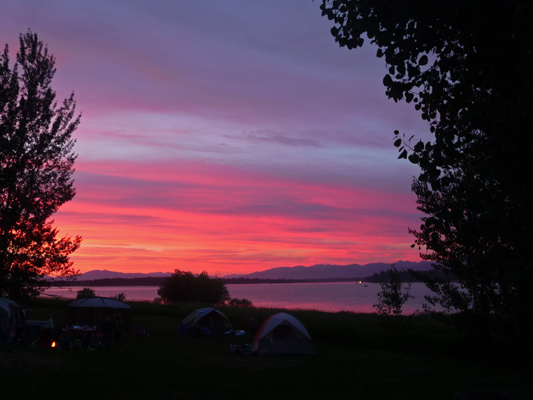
42, 282, 438, 314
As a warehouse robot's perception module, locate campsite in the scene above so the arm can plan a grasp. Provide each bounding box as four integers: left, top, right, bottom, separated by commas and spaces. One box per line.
1, 297, 531, 400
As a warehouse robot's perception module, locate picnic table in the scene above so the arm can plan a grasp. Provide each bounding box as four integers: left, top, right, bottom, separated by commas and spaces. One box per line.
60, 326, 103, 350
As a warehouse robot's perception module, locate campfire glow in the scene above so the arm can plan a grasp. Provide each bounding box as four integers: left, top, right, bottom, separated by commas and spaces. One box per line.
51, 341, 56, 348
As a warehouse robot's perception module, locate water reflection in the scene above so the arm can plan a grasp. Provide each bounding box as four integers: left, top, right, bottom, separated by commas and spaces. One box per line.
43, 282, 437, 314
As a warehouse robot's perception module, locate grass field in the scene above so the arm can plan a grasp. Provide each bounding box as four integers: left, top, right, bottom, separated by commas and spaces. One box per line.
1, 298, 531, 400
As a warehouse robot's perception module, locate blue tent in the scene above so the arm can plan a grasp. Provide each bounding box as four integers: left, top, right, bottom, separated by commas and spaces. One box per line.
181, 308, 232, 336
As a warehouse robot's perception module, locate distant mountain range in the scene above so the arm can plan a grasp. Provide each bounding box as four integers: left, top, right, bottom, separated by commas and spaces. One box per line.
222, 260, 433, 280
77, 261, 433, 281
77, 270, 172, 281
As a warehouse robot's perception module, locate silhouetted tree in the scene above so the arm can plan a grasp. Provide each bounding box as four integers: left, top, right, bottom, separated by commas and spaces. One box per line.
373, 265, 416, 336
373, 265, 413, 316
0, 31, 81, 299
157, 270, 230, 304
76, 287, 95, 299
321, 1, 533, 346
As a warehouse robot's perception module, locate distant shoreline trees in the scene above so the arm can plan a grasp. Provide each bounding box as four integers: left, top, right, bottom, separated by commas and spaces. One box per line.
49, 269, 452, 287
76, 287, 96, 299
156, 270, 230, 304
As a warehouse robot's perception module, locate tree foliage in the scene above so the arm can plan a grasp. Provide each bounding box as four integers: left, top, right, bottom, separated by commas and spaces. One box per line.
157, 270, 230, 304
373, 265, 414, 317
321, 1, 533, 345
76, 287, 95, 299
0, 31, 82, 299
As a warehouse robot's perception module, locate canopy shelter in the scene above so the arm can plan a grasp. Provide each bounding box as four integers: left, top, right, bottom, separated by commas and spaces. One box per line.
182, 308, 233, 336
0, 298, 25, 334
252, 313, 316, 356
65, 297, 131, 330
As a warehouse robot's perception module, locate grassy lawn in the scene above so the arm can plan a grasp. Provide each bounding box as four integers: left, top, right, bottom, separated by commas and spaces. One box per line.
1, 299, 531, 400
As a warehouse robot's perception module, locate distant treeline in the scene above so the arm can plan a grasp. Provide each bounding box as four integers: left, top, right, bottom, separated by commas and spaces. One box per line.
365, 269, 457, 283
51, 276, 366, 287
222, 277, 369, 284
50, 269, 456, 287
50, 277, 169, 287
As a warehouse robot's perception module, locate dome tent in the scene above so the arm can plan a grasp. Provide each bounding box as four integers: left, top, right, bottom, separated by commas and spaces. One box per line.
65, 297, 131, 330
182, 308, 232, 336
252, 313, 316, 356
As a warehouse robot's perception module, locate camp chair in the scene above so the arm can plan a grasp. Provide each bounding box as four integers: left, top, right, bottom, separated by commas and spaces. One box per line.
27, 325, 43, 347
0, 327, 8, 344
81, 332, 93, 350
27, 324, 40, 339
135, 323, 146, 337
72, 337, 84, 351
59, 333, 72, 351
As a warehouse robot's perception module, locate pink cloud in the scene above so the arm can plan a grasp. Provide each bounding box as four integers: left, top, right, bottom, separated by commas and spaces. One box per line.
53, 159, 423, 274
3, 1, 429, 275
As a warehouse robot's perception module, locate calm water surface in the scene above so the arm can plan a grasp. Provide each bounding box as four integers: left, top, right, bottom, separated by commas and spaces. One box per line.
42, 282, 436, 314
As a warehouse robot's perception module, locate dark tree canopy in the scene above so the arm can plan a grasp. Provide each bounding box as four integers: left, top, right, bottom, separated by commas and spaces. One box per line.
76, 287, 96, 299
0, 31, 81, 299
157, 270, 230, 304
321, 1, 533, 345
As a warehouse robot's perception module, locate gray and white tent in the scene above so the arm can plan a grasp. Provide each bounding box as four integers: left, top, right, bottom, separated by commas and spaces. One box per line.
0, 298, 25, 334
65, 297, 132, 329
252, 313, 316, 356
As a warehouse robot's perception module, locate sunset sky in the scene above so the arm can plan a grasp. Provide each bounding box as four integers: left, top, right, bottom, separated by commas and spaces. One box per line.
2, 0, 431, 275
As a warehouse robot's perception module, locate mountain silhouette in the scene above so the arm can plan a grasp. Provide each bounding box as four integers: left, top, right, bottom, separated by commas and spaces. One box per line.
222, 260, 433, 280
78, 270, 172, 280
77, 261, 433, 281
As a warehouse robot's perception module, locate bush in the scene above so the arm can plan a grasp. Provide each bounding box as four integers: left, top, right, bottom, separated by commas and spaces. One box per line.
76, 288, 96, 299
228, 298, 253, 307
157, 270, 230, 304
111, 292, 127, 302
